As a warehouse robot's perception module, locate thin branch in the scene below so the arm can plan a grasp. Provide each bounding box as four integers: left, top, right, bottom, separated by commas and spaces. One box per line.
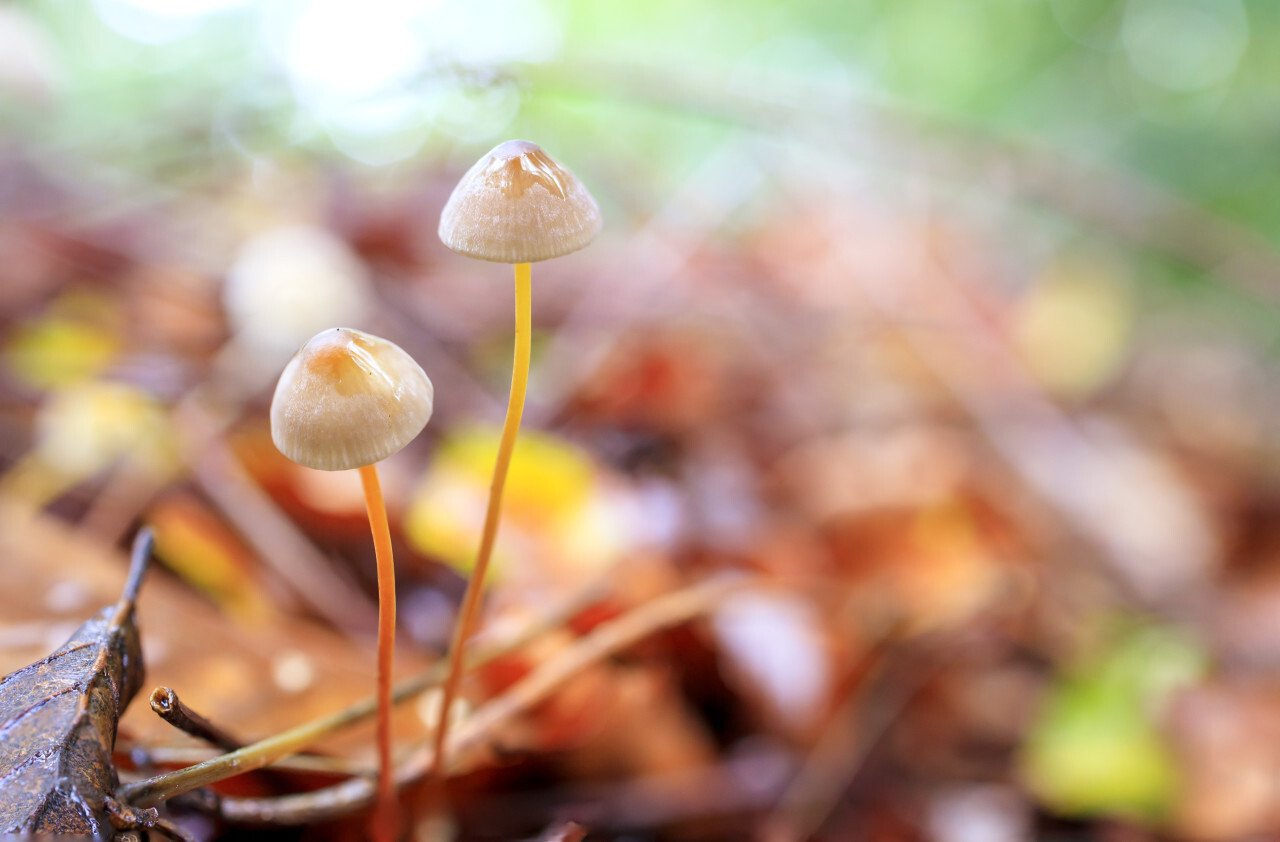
198, 575, 751, 826
118, 579, 606, 807
149, 687, 244, 752
121, 744, 371, 778
121, 529, 155, 608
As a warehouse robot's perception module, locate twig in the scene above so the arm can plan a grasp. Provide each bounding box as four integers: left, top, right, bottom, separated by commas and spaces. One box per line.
104, 795, 197, 842
145, 687, 342, 797
766, 635, 938, 840
121, 744, 372, 778
121, 529, 155, 607
118, 579, 606, 807
107, 529, 155, 633
199, 575, 751, 826
149, 687, 244, 752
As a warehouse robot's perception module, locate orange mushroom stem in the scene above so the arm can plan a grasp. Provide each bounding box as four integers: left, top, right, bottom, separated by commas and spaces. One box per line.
270, 327, 433, 841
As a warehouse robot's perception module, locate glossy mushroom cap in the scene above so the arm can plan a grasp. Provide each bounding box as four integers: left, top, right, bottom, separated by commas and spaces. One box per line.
271, 328, 433, 471
438, 139, 602, 264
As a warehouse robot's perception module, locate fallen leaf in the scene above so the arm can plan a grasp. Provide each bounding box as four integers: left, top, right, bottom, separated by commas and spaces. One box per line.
0, 504, 433, 763
0, 530, 152, 838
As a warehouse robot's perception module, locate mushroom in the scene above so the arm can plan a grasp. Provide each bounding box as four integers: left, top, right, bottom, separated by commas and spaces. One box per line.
270, 327, 433, 838
431, 140, 600, 776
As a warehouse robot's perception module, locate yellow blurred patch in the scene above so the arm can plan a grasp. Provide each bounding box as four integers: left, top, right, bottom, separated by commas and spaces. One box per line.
35, 380, 176, 479
5, 290, 121, 389
0, 380, 178, 510
446, 426, 595, 518
1014, 258, 1132, 399
1020, 623, 1205, 820
407, 426, 625, 584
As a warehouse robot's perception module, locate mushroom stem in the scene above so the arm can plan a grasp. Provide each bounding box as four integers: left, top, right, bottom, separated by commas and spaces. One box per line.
430, 261, 532, 779
358, 463, 399, 841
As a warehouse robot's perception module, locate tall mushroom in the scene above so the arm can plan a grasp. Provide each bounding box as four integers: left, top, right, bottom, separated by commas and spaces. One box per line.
433, 140, 601, 776
270, 327, 433, 839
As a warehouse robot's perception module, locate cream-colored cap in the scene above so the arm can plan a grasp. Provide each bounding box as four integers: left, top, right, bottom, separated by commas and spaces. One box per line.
271, 328, 433, 471
438, 140, 601, 263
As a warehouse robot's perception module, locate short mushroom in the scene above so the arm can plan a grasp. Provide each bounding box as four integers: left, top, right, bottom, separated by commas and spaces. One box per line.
270, 327, 432, 839
432, 140, 600, 777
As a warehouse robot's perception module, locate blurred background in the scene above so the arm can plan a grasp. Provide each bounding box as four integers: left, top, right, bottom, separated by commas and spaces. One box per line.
1, 0, 1280, 839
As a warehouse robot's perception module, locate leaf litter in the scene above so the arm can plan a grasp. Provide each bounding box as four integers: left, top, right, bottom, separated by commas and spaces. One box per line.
0, 530, 153, 838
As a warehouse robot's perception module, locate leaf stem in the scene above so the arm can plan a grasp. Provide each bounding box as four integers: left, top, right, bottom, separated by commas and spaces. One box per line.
358, 463, 398, 842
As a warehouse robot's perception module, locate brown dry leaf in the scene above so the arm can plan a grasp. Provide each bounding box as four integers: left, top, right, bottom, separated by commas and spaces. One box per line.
0, 531, 151, 838
0, 504, 432, 763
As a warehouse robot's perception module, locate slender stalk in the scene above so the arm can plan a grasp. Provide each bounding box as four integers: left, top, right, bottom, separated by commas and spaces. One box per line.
430, 261, 532, 780
358, 463, 398, 842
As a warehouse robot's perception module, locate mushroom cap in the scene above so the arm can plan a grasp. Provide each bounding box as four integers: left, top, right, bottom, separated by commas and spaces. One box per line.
438, 139, 602, 263
271, 328, 433, 471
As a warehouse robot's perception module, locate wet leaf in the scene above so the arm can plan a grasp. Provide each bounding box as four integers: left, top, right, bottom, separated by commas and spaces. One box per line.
0, 530, 153, 838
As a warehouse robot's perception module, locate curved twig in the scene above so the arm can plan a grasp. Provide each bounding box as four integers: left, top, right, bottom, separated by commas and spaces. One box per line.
118, 579, 606, 807
196, 575, 749, 826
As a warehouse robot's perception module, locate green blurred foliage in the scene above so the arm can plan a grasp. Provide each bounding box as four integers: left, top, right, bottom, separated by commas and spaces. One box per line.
7, 2, 1272, 188
1021, 621, 1207, 821
3, 0, 1276, 318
